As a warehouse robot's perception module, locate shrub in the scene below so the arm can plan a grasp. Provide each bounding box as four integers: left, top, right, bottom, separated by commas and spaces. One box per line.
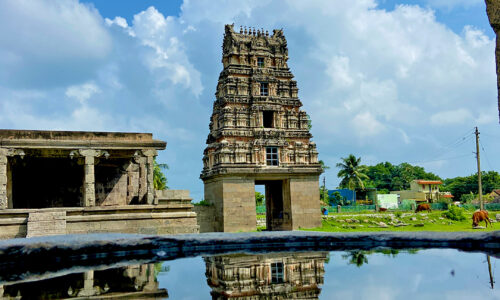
394, 211, 402, 218
193, 199, 212, 206
442, 205, 466, 221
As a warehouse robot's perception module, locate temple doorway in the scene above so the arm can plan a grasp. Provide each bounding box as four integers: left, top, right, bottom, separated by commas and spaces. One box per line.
256, 180, 292, 231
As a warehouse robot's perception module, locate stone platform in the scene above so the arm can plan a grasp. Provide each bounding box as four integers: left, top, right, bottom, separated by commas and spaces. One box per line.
0, 204, 199, 239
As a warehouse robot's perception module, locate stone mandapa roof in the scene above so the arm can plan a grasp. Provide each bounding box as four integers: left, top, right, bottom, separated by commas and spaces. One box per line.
0, 129, 166, 150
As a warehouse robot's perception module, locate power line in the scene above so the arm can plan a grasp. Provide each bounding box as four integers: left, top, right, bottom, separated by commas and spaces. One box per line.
480, 140, 495, 171
418, 129, 475, 164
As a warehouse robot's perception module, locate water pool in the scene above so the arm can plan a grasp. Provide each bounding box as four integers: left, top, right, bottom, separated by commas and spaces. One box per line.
0, 231, 498, 299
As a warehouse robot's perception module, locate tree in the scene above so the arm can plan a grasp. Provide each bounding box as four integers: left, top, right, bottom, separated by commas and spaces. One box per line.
319, 160, 330, 172
255, 191, 265, 206
336, 154, 369, 190
153, 160, 169, 190
342, 250, 369, 267
364, 162, 441, 191
442, 171, 500, 201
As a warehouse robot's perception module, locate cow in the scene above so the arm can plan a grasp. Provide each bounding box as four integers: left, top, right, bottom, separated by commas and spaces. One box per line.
415, 203, 432, 213
378, 207, 387, 212
472, 210, 492, 228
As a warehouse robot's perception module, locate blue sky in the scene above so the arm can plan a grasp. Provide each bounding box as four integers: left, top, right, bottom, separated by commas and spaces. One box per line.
0, 0, 498, 201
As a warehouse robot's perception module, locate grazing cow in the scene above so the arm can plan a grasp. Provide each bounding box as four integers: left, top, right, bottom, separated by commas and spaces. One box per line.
378, 207, 387, 212
472, 210, 492, 228
415, 203, 432, 213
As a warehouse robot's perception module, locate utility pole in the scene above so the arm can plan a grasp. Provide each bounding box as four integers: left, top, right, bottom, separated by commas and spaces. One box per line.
487, 255, 495, 289
475, 127, 483, 210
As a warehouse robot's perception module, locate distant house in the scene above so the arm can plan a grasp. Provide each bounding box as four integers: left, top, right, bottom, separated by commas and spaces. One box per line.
391, 179, 451, 203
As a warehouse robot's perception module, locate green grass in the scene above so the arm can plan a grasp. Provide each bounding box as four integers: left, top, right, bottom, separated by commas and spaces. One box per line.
301, 211, 499, 232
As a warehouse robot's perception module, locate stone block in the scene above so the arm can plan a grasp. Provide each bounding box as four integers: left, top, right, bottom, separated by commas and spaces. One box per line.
27, 211, 67, 237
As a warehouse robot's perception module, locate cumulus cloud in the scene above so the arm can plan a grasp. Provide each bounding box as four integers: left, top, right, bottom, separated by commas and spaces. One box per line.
0, 0, 112, 88
0, 0, 497, 198
65, 82, 101, 103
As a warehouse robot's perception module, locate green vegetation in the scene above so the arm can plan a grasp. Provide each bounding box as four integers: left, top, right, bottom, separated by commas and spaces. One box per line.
193, 199, 211, 206
441, 171, 500, 201
363, 161, 440, 191
341, 249, 418, 267
336, 154, 369, 190
442, 205, 466, 221
255, 191, 265, 206
153, 159, 169, 190
334, 155, 500, 204
302, 210, 497, 232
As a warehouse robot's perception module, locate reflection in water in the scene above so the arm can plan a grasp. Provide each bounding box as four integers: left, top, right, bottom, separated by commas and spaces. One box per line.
204, 252, 328, 299
341, 249, 419, 267
0, 264, 167, 299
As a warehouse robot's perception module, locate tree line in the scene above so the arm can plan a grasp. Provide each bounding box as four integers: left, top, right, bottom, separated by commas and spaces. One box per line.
333, 154, 500, 202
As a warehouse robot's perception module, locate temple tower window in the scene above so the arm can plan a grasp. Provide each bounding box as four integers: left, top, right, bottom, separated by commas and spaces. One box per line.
260, 82, 268, 96
263, 111, 274, 128
257, 57, 265, 67
266, 147, 279, 166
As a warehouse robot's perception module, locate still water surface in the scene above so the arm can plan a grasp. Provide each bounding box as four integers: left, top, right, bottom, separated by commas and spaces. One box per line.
1, 249, 498, 299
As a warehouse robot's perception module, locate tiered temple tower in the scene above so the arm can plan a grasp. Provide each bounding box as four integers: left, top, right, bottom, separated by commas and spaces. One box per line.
200, 24, 322, 232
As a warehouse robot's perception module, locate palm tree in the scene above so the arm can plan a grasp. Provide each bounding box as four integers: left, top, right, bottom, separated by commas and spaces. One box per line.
336, 154, 369, 190
342, 250, 369, 267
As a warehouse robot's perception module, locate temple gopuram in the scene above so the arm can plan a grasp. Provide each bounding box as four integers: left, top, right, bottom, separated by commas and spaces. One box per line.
0, 129, 198, 238
200, 24, 322, 232
204, 252, 327, 299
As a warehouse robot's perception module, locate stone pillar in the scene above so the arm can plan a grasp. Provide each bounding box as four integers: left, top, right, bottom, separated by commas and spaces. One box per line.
79, 150, 99, 207
0, 151, 6, 210
78, 271, 96, 297
143, 149, 157, 205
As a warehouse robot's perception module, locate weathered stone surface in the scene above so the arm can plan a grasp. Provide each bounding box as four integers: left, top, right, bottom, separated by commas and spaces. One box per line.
199, 24, 322, 233
27, 211, 67, 237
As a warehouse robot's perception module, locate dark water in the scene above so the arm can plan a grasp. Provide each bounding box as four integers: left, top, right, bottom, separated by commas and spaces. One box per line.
1, 249, 498, 299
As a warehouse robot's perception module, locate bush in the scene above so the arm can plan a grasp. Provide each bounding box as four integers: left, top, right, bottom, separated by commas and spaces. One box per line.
394, 211, 402, 218
193, 199, 212, 206
442, 205, 466, 221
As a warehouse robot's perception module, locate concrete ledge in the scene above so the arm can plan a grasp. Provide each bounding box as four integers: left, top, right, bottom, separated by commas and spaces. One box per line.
67, 212, 197, 222
0, 205, 198, 239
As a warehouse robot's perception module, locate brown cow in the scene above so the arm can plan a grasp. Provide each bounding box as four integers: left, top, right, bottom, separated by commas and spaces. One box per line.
415, 203, 432, 213
472, 210, 492, 228
379, 207, 387, 212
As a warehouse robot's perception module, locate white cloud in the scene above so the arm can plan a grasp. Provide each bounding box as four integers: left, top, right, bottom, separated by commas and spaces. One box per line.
0, 0, 112, 88
0, 0, 498, 197
351, 112, 385, 138
65, 82, 101, 103
430, 109, 473, 125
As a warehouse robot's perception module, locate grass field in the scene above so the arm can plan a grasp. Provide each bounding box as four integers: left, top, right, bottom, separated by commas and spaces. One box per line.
302, 211, 498, 232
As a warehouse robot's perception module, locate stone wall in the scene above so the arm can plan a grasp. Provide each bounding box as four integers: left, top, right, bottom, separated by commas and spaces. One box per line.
192, 205, 216, 233
203, 177, 257, 232
0, 203, 199, 239
289, 176, 321, 229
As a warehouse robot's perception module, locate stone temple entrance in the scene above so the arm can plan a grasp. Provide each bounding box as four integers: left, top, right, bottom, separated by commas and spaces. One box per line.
200, 25, 322, 232
257, 180, 291, 231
